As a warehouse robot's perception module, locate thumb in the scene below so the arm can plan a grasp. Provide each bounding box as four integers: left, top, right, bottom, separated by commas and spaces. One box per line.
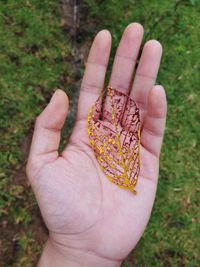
27, 89, 69, 168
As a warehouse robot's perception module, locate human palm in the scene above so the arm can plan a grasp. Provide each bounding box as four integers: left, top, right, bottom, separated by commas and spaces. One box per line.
27, 23, 167, 265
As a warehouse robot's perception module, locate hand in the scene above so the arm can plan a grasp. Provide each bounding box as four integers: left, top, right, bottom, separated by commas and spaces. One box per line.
26, 23, 167, 267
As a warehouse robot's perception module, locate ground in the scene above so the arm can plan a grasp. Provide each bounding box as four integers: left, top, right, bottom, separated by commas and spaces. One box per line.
0, 0, 199, 266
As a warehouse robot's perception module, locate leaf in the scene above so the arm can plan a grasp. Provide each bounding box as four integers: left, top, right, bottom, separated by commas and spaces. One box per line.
87, 86, 141, 193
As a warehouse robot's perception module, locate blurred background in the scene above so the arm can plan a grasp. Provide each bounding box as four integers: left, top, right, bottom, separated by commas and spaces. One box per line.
0, 0, 199, 266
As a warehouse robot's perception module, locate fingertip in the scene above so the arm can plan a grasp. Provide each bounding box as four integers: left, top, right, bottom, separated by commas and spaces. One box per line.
51, 89, 69, 107
152, 85, 166, 101
144, 39, 163, 54
113, 22, 144, 66
97, 29, 111, 38
148, 85, 167, 118
125, 22, 144, 35
39, 89, 69, 129
94, 29, 112, 49
120, 22, 144, 49
87, 29, 112, 66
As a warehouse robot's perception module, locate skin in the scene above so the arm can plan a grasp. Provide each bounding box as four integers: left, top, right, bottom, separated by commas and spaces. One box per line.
26, 23, 167, 267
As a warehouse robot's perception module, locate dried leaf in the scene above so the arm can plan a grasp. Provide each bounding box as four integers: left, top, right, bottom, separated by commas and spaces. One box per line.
87, 86, 140, 193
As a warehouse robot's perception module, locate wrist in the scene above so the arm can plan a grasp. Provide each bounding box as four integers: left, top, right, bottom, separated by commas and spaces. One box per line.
38, 238, 122, 267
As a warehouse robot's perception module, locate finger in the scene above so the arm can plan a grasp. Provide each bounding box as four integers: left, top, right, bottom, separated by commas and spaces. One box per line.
103, 23, 144, 122
141, 85, 167, 157
109, 23, 144, 92
29, 90, 69, 160
130, 40, 162, 125
76, 30, 111, 121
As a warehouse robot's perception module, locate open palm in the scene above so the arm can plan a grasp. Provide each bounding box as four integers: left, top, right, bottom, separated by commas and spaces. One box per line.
27, 23, 167, 266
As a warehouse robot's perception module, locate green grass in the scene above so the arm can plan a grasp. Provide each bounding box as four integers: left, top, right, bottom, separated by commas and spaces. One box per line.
0, 1, 74, 266
0, 0, 199, 266
84, 0, 200, 266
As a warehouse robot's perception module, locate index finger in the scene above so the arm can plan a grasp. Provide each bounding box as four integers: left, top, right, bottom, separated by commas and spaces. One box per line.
76, 30, 112, 122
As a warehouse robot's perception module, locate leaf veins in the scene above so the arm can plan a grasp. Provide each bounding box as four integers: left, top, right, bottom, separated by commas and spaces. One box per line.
87, 86, 140, 193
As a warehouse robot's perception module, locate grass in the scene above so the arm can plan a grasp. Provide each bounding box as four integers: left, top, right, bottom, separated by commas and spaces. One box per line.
0, 1, 74, 266
0, 0, 199, 266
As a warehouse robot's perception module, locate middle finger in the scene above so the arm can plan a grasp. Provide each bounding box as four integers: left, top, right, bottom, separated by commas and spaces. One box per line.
102, 23, 144, 123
